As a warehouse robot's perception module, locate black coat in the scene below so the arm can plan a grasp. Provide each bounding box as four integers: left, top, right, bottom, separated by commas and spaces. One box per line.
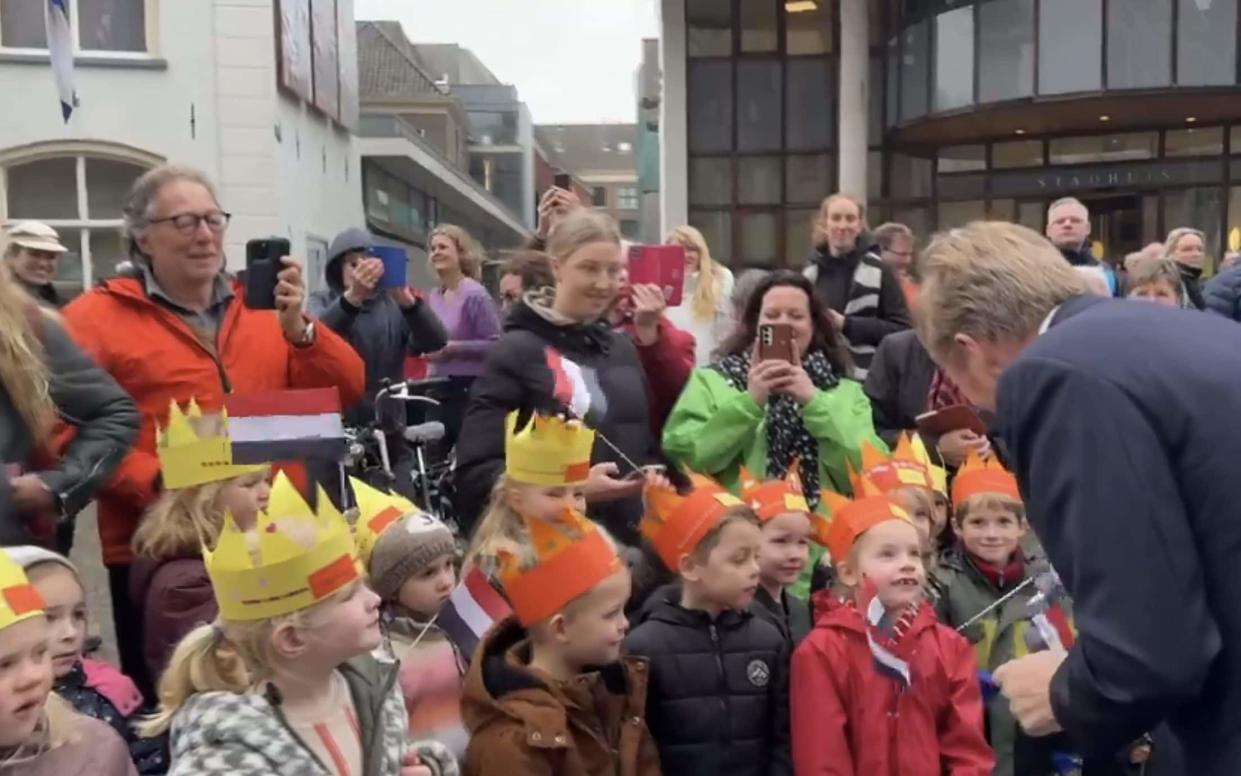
862, 328, 937, 447
996, 294, 1241, 775
54, 661, 167, 774
751, 586, 811, 648
453, 299, 658, 541
624, 588, 792, 776
1203, 263, 1241, 321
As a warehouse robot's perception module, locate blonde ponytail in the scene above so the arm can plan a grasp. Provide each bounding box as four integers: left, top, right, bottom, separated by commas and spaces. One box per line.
139, 623, 251, 736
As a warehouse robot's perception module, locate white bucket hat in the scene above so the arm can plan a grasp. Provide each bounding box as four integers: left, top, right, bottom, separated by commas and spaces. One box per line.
5, 221, 68, 254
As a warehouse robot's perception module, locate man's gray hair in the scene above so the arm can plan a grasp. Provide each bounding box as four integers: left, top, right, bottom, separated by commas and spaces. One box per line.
873, 222, 914, 251
1047, 196, 1090, 219
122, 164, 220, 258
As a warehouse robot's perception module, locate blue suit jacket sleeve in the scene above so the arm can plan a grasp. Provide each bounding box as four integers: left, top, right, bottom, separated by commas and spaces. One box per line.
998, 356, 1222, 756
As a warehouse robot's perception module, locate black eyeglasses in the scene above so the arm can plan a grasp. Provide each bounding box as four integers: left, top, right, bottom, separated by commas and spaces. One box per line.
148, 211, 232, 233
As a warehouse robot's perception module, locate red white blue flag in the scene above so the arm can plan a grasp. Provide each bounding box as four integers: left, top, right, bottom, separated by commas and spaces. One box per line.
224, 388, 346, 463
437, 566, 512, 664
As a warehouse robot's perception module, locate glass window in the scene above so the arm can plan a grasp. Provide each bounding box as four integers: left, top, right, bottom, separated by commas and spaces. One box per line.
1038, 0, 1102, 95
1166, 127, 1225, 158
469, 111, 518, 146
5, 157, 78, 219
690, 157, 733, 206
737, 60, 782, 152
785, 153, 833, 204
938, 145, 986, 173
617, 186, 640, 210
1143, 194, 1160, 246
993, 139, 1043, 168
366, 167, 391, 222
739, 211, 779, 267
899, 20, 929, 121
490, 154, 525, 217
786, 0, 832, 55
1234, 126, 1241, 155
687, 0, 732, 57
688, 61, 733, 153
88, 228, 126, 279
786, 58, 833, 151
1179, 0, 1237, 86
785, 208, 818, 264
978, 0, 1035, 103
86, 158, 146, 219
620, 220, 641, 240
886, 36, 899, 128
892, 205, 931, 242
1017, 201, 1044, 231
738, 157, 782, 205
1049, 133, 1158, 165
591, 187, 608, 207
988, 199, 1016, 220
80, 0, 146, 52
53, 228, 85, 295
869, 56, 883, 141
1164, 187, 1223, 270
868, 151, 883, 200
1229, 188, 1241, 259
938, 200, 986, 229
1107, 0, 1171, 89
390, 182, 412, 230
690, 210, 733, 263
740, 0, 777, 53
890, 153, 933, 198
934, 6, 974, 112
1, 0, 47, 47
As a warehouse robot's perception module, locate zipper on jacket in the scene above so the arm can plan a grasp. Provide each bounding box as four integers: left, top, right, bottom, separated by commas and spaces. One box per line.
708, 623, 730, 747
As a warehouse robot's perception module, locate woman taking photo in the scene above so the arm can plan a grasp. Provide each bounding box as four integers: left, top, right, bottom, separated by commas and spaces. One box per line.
453, 210, 658, 542
663, 270, 881, 505
665, 225, 734, 365
425, 224, 502, 450
1165, 227, 1209, 310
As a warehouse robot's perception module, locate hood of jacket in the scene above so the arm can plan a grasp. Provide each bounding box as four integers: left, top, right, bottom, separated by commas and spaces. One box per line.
505, 290, 614, 357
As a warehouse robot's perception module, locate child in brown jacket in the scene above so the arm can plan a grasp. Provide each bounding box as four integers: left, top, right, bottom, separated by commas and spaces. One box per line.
461, 506, 661, 776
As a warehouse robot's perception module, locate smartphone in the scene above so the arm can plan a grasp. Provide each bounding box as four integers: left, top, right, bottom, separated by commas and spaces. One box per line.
626, 244, 686, 306
553, 171, 572, 190
244, 237, 290, 310
758, 323, 796, 363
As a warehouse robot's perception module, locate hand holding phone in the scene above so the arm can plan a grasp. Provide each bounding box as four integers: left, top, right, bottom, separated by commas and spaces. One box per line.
757, 323, 796, 363
244, 237, 290, 310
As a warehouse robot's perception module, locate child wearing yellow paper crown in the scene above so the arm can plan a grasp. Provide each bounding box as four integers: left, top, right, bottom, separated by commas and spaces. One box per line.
790, 480, 993, 776
738, 464, 813, 646
460, 507, 661, 776
141, 471, 438, 776
352, 478, 467, 764
0, 548, 139, 776
129, 398, 272, 684
462, 410, 595, 589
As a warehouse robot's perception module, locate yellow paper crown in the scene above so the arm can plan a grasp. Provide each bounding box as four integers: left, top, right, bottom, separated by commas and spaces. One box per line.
0, 549, 44, 632
852, 435, 934, 495
205, 471, 360, 621
505, 411, 596, 486
496, 507, 621, 626
351, 477, 418, 567
157, 398, 265, 490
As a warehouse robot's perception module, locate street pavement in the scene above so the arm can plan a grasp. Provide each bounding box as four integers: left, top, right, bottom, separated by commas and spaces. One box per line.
69, 504, 120, 666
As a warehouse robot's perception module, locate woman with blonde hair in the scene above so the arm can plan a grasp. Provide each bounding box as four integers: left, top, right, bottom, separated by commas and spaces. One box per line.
426, 224, 503, 450
665, 224, 735, 366
1164, 227, 1210, 309
0, 254, 138, 548
453, 210, 660, 542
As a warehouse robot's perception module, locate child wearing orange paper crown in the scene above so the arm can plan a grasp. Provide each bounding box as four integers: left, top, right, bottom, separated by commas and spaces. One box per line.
738, 464, 813, 646
931, 452, 1075, 776
853, 434, 943, 570
460, 507, 661, 776
141, 471, 442, 776
790, 478, 994, 776
0, 548, 139, 776
625, 475, 791, 776
352, 477, 467, 765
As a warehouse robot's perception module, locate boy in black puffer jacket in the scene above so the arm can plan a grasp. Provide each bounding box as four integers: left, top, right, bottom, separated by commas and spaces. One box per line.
624, 476, 791, 776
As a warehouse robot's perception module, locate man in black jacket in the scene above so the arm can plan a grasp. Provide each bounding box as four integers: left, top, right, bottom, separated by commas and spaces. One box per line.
918, 220, 1241, 775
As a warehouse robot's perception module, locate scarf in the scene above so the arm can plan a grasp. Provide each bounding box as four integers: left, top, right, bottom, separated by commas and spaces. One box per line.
714, 349, 839, 505
967, 550, 1024, 591
926, 367, 969, 413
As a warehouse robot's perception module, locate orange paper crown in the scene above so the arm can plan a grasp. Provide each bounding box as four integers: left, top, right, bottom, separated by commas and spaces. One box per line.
852, 435, 934, 495
813, 477, 913, 563
642, 473, 744, 570
738, 462, 809, 522
496, 507, 621, 626
950, 450, 1020, 507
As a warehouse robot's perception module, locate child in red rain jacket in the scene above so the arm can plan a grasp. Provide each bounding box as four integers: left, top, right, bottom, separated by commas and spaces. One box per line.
791, 482, 994, 776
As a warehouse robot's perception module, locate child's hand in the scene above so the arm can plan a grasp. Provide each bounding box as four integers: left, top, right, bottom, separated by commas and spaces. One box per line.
400, 751, 432, 776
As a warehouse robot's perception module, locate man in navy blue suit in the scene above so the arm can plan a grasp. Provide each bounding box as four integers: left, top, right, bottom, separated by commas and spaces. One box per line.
916, 221, 1241, 775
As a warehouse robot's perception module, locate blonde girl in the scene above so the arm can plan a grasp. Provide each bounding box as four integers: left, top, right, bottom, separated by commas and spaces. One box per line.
665, 224, 735, 366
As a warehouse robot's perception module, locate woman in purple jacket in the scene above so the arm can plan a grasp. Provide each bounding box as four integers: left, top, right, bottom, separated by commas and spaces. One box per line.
426, 224, 503, 450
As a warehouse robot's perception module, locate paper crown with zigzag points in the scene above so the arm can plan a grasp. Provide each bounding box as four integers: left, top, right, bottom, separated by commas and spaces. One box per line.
852, 434, 935, 495
205, 471, 360, 621
738, 461, 809, 522
496, 507, 621, 626
814, 476, 913, 564
349, 477, 419, 568
157, 398, 266, 490
642, 473, 744, 570
951, 450, 1020, 507
0, 549, 44, 632
504, 411, 596, 486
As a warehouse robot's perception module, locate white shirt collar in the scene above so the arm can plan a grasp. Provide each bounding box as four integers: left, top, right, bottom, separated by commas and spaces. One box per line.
1038, 305, 1061, 336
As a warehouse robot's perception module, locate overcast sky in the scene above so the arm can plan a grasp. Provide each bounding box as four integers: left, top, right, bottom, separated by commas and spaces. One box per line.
354, 0, 660, 125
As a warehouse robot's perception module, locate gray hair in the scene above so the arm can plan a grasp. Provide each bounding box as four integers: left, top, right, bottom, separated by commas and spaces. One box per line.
1047, 196, 1089, 220
122, 164, 220, 258
872, 222, 914, 251
1164, 227, 1206, 258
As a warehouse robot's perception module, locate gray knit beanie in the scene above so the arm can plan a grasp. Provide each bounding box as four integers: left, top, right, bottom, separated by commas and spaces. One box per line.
368, 512, 457, 600
6, 545, 79, 577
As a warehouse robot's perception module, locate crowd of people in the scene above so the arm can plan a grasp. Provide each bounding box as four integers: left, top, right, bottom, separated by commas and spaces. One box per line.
1, 160, 1239, 775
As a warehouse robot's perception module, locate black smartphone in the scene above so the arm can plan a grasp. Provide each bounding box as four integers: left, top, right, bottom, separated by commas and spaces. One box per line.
553, 171, 572, 190
244, 237, 289, 310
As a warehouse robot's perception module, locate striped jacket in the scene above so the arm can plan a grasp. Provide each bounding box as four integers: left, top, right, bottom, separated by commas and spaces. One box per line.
804, 246, 912, 379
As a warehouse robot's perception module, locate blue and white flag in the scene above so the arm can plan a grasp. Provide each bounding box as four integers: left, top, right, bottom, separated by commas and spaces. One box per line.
45, 0, 76, 122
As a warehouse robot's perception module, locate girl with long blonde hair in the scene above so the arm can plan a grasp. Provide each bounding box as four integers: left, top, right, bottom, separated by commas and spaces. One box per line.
665, 225, 735, 366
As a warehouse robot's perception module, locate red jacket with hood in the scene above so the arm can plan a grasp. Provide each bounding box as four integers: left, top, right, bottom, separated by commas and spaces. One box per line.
790, 593, 994, 776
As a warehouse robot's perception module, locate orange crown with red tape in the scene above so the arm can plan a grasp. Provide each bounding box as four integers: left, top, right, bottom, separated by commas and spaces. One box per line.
642, 473, 744, 570
738, 462, 809, 522
0, 548, 44, 632
852, 435, 934, 495
950, 450, 1020, 508
496, 507, 621, 626
813, 477, 913, 564
505, 411, 595, 487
